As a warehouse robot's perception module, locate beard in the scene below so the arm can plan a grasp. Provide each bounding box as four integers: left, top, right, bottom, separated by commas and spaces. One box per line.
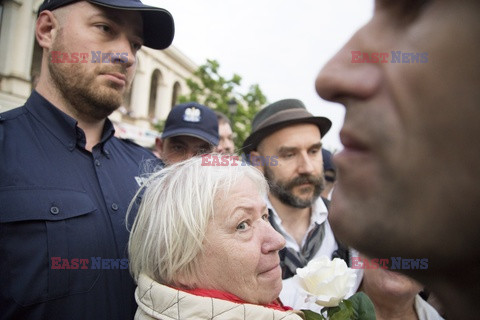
264, 166, 325, 208
48, 30, 131, 121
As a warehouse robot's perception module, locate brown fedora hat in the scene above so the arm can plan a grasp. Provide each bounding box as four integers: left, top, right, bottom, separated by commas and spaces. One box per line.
242, 99, 332, 155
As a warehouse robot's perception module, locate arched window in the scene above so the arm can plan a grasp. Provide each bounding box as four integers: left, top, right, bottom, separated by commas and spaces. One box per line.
148, 69, 162, 119
171, 81, 181, 108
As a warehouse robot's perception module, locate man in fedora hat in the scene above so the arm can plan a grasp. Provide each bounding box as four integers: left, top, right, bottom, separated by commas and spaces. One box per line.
0, 1, 173, 319
155, 102, 219, 165
243, 99, 353, 309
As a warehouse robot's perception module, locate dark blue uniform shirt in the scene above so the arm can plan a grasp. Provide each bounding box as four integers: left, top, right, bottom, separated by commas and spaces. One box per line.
0, 91, 161, 319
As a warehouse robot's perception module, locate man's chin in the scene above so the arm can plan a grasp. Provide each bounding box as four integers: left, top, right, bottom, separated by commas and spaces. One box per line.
96, 86, 124, 104
82, 89, 123, 120
292, 189, 318, 202
98, 81, 127, 97
286, 195, 317, 208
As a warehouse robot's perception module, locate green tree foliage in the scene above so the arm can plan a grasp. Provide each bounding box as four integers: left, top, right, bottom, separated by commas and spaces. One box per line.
178, 59, 268, 152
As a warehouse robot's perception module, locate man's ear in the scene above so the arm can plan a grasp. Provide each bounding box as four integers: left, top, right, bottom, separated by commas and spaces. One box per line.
249, 150, 265, 174
36, 11, 60, 50
155, 138, 164, 157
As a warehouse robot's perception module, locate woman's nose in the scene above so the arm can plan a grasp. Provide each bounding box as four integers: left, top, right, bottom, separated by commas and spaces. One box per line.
261, 220, 286, 254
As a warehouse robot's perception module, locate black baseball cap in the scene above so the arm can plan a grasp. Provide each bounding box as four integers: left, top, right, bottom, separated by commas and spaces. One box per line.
162, 102, 219, 146
38, 0, 174, 50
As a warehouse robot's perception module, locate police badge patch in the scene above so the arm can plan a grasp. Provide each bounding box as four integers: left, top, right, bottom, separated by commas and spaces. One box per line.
183, 107, 201, 122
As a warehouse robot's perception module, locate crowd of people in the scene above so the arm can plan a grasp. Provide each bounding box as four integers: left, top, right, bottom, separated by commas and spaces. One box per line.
1, 0, 478, 319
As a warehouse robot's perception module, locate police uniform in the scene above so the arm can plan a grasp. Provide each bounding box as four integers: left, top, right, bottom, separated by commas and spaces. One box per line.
0, 91, 161, 319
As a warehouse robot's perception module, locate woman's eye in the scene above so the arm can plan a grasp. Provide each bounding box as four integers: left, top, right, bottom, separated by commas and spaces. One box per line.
236, 222, 248, 231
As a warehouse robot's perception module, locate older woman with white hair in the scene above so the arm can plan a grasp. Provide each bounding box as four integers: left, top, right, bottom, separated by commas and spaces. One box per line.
128, 155, 303, 320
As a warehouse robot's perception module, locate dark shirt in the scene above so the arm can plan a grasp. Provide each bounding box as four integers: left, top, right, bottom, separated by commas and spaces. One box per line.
0, 91, 160, 319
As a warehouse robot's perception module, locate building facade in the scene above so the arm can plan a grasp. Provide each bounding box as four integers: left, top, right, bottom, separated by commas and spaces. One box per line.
0, 0, 198, 147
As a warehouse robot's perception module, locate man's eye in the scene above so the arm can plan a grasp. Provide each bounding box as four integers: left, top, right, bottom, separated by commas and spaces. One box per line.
196, 149, 208, 155
172, 145, 184, 152
262, 213, 269, 221
96, 24, 111, 33
376, 0, 432, 23
279, 151, 294, 158
132, 42, 142, 52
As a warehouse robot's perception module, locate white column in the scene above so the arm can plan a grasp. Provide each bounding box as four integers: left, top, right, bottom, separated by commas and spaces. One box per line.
157, 70, 174, 120
130, 53, 150, 118
0, 0, 36, 100
156, 77, 171, 120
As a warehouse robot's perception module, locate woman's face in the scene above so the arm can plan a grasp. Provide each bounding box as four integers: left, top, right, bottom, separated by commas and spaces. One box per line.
192, 178, 286, 304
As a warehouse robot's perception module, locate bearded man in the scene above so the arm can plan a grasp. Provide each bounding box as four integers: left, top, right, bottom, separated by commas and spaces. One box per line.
0, 1, 174, 319
243, 99, 357, 310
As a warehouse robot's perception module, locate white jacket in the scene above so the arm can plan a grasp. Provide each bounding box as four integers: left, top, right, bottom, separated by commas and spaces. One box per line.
135, 273, 304, 320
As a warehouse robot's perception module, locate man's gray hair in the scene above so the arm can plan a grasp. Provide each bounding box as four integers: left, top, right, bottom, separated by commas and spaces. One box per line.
127, 155, 268, 286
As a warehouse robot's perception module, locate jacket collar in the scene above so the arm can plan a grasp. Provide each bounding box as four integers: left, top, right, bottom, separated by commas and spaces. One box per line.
135, 273, 303, 320
25, 91, 115, 151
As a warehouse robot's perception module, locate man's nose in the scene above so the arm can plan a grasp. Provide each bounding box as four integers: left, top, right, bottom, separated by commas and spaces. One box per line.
315, 30, 382, 104
111, 34, 136, 68
297, 152, 315, 175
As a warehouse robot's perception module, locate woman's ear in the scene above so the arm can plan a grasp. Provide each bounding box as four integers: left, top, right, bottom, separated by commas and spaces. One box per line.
174, 270, 199, 290
36, 11, 59, 50
174, 273, 190, 288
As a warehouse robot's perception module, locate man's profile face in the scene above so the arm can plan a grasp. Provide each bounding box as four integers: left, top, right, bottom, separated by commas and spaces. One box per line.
254, 124, 324, 208
321, 169, 335, 199
157, 135, 214, 165
315, 0, 480, 266
215, 122, 235, 154
46, 2, 143, 120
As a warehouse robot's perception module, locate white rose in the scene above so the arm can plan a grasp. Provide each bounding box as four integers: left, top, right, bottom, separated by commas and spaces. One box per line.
294, 256, 357, 307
